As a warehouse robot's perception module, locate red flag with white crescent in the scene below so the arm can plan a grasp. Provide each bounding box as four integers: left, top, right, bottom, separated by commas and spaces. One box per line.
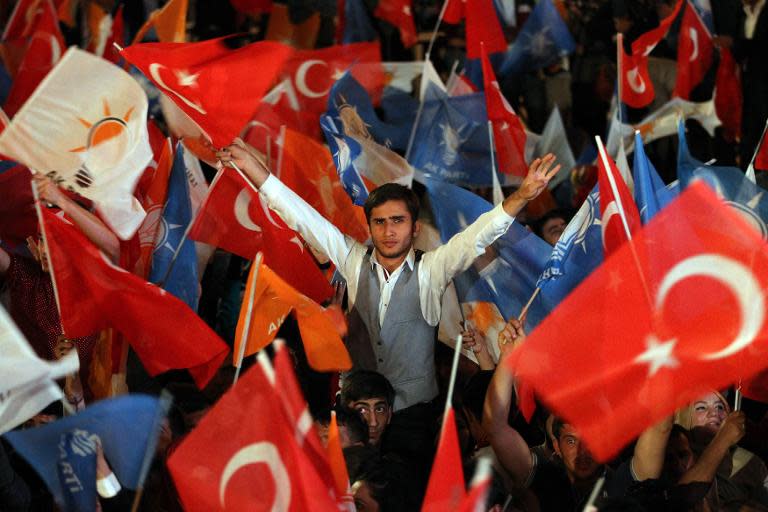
673, 2, 714, 100
596, 138, 641, 255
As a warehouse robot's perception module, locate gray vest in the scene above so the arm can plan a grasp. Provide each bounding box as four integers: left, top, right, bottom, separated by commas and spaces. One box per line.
345, 250, 438, 411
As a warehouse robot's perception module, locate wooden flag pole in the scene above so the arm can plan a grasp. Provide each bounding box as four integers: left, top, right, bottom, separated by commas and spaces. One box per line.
233, 252, 263, 384
518, 287, 540, 322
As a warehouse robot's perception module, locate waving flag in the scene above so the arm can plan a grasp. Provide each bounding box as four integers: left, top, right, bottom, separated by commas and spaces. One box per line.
0, 165, 37, 245
534, 108, 576, 188
443, 0, 507, 58
320, 117, 369, 205
633, 132, 677, 224
507, 182, 768, 461
714, 48, 742, 141
343, 0, 377, 44
121, 38, 291, 147
4, 395, 166, 511
677, 118, 705, 188
673, 2, 714, 100
132, 0, 188, 44
148, 142, 198, 310
374, 0, 417, 48
422, 407, 466, 511
0, 48, 152, 239
597, 138, 641, 255
499, 0, 575, 75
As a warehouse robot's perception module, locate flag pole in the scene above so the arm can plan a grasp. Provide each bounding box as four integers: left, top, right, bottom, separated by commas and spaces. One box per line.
130, 390, 173, 512
31, 179, 63, 322
582, 475, 605, 512
487, 121, 504, 205
734, 380, 742, 411
444, 334, 463, 418
616, 33, 624, 128
425, 0, 451, 62
234, 252, 263, 384
518, 287, 540, 322
746, 118, 768, 180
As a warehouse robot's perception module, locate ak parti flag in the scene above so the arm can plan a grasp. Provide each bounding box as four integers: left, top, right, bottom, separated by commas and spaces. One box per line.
234, 262, 351, 372
132, 0, 188, 44
41, 208, 228, 389
422, 407, 466, 511
167, 361, 339, 512
480, 44, 527, 177
506, 181, 768, 461
673, 2, 714, 100
596, 137, 641, 255
121, 37, 292, 147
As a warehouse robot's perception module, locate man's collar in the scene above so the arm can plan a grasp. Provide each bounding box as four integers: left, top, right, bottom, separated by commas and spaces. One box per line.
370, 247, 416, 272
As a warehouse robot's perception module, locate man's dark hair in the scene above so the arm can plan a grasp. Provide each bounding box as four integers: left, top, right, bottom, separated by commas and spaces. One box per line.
335, 406, 370, 445
552, 416, 566, 440
363, 183, 420, 225
341, 370, 395, 408
532, 208, 572, 238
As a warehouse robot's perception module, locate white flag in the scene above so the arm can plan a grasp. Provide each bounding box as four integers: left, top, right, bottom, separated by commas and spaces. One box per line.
0, 47, 152, 239
0, 305, 79, 433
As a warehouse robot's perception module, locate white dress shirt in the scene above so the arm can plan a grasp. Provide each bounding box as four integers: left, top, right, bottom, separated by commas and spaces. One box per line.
258, 174, 516, 326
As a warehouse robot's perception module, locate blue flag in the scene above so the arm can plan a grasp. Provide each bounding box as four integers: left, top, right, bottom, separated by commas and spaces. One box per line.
677, 119, 704, 188
425, 177, 492, 242
326, 72, 413, 151
320, 115, 369, 205
499, 0, 576, 75
4, 395, 165, 511
537, 186, 604, 307
0, 62, 11, 106
343, 0, 378, 44
633, 132, 678, 223
149, 143, 198, 310
408, 84, 495, 187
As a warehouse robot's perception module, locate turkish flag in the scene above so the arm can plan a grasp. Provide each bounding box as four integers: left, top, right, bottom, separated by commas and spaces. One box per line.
506, 182, 768, 461
714, 47, 742, 142
0, 165, 36, 245
619, 47, 655, 108
188, 169, 333, 303
673, 3, 714, 100
755, 127, 768, 170
120, 38, 292, 147
327, 412, 352, 501
630, 0, 683, 57
481, 44, 527, 176
458, 459, 492, 512
279, 42, 382, 117
374, 0, 417, 48
167, 362, 339, 512
41, 208, 228, 388
3, 2, 65, 117
442, 0, 507, 58
742, 369, 768, 403
234, 261, 350, 372
597, 138, 641, 255
423, 407, 466, 511
280, 127, 369, 243
3, 0, 57, 41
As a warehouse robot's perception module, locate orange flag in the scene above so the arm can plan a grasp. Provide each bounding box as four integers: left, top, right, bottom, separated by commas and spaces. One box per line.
133, 0, 188, 44
280, 127, 369, 243
234, 262, 351, 371
327, 411, 353, 503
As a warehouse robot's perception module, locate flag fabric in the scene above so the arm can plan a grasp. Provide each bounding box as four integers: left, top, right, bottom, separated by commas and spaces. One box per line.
443, 0, 507, 58
343, 0, 378, 44
422, 407, 466, 511
597, 138, 641, 255
673, 2, 714, 100
534, 108, 575, 189
280, 127, 369, 243
677, 118, 705, 188
84, 2, 110, 57
265, 3, 321, 50
41, 208, 228, 388
133, 0, 188, 44
230, 0, 273, 15
619, 47, 655, 109
321, 117, 370, 205
374, 0, 417, 48
507, 182, 768, 461
0, 304, 79, 434
0, 63, 11, 106
742, 369, 768, 403
121, 38, 292, 147
499, 0, 576, 75
755, 127, 768, 171
408, 84, 494, 187
458, 458, 492, 512
0, 48, 152, 240
0, 165, 37, 245
633, 132, 677, 224
4, 395, 165, 510
167, 362, 339, 511
234, 262, 351, 372
148, 142, 198, 310
714, 48, 742, 142
481, 45, 527, 177
327, 412, 351, 502
2, 0, 58, 41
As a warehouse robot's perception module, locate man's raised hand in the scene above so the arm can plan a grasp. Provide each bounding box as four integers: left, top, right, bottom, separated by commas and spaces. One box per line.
215, 138, 271, 188
516, 153, 561, 201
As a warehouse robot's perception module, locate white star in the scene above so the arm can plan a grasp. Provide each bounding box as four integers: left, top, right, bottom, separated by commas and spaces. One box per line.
175, 69, 200, 87
331, 68, 346, 81
524, 27, 554, 59
634, 335, 679, 376
403, 5, 411, 15
499, 121, 509, 131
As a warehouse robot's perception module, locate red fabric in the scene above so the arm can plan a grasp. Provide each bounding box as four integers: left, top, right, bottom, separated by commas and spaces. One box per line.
423, 407, 467, 511
506, 182, 768, 461
374, 0, 417, 48
188, 169, 333, 303
41, 208, 228, 388
443, 0, 466, 24
673, 4, 714, 100
458, 467, 491, 512
597, 142, 641, 256
167, 361, 338, 511
0, 166, 37, 245
229, 0, 273, 15
742, 369, 768, 403
481, 44, 527, 176
630, 0, 683, 56
443, 0, 507, 58
120, 38, 292, 147
714, 48, 742, 143
619, 47, 655, 108
755, 127, 768, 170
3, 0, 58, 41
279, 42, 382, 117
102, 5, 125, 65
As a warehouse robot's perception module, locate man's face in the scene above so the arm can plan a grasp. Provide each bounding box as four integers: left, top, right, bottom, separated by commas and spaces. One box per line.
542, 217, 567, 246
349, 398, 392, 446
369, 200, 419, 265
554, 424, 601, 482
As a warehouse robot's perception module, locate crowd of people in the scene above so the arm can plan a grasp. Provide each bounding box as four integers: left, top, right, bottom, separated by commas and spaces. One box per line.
1, 0, 767, 510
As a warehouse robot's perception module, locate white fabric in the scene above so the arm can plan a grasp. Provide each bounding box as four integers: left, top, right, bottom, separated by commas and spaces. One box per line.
258, 174, 515, 325
96, 473, 122, 498
745, 0, 766, 39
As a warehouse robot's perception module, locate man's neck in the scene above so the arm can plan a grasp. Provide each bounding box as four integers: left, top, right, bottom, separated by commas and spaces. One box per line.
373, 250, 412, 276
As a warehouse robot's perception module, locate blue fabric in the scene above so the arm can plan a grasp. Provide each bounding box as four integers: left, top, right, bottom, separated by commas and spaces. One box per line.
57, 430, 98, 512
633, 132, 677, 224
0, 62, 11, 106
343, 0, 378, 44
677, 119, 705, 188
320, 115, 369, 205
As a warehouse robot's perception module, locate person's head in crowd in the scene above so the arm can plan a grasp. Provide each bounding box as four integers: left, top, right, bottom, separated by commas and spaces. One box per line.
341, 371, 395, 447
675, 390, 729, 436
551, 417, 602, 483
533, 208, 571, 246
661, 425, 695, 484
350, 459, 415, 512
315, 407, 370, 449
362, 184, 421, 267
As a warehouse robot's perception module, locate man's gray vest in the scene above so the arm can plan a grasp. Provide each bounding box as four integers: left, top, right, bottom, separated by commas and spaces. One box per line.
345, 250, 438, 411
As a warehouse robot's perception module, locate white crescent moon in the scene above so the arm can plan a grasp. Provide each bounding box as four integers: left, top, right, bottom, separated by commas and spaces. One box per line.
656, 254, 765, 360
627, 67, 647, 94
234, 189, 261, 232
219, 442, 291, 510
149, 63, 207, 115
295, 59, 330, 99
688, 27, 699, 62
257, 194, 285, 229
601, 200, 620, 248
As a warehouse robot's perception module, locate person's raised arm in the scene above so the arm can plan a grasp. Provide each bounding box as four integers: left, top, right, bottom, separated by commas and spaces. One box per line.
679, 411, 746, 485
632, 416, 673, 480
34, 175, 120, 263
501, 154, 561, 218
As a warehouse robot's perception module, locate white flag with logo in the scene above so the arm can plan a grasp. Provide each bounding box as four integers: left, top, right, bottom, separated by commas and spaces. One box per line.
0, 47, 152, 239
0, 305, 79, 434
